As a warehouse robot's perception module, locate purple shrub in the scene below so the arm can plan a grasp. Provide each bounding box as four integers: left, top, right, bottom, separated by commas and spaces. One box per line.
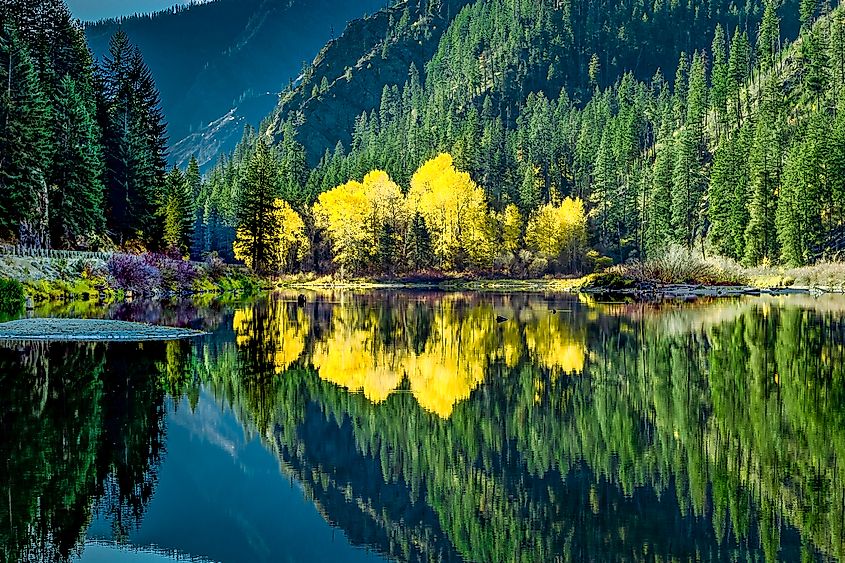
107, 253, 162, 294
144, 250, 198, 291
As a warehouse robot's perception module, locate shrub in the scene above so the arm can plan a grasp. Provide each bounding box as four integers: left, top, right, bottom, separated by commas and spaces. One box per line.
107, 253, 161, 294
0, 278, 25, 313
621, 245, 750, 285
203, 252, 228, 280
144, 250, 197, 291
583, 271, 637, 290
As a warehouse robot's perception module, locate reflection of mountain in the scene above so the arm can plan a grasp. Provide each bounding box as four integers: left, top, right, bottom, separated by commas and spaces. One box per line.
216, 292, 845, 562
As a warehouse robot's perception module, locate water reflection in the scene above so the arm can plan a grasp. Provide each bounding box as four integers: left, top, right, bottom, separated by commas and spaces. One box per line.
3, 292, 845, 561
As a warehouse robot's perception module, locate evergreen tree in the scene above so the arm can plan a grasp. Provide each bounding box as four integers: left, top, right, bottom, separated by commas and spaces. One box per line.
49, 74, 104, 247
235, 142, 280, 272
745, 81, 784, 265
0, 22, 51, 246
99, 30, 167, 246
161, 166, 194, 252
709, 124, 752, 259
407, 212, 433, 271
758, 0, 781, 73
711, 24, 729, 136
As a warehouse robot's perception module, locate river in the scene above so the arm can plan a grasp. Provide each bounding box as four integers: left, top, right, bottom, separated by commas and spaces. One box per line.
2, 291, 844, 562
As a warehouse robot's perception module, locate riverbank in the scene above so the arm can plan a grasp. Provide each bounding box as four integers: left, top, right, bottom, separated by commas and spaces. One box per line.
0, 252, 264, 312
277, 264, 845, 298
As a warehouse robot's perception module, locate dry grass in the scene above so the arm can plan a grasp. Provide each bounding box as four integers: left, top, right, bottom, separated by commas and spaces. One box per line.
617, 246, 750, 286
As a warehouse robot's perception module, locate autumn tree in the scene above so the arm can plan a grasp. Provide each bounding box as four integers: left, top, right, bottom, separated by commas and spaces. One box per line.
408, 154, 493, 270
525, 198, 587, 272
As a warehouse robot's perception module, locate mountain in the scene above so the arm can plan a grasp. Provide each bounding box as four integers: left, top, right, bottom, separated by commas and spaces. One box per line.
84, 0, 390, 168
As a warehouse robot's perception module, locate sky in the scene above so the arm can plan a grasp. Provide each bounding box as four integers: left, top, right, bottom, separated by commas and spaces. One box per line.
65, 0, 191, 21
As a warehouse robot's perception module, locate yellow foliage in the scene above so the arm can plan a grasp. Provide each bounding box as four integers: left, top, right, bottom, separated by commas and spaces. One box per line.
501, 204, 523, 253
525, 197, 587, 262
233, 302, 309, 373
523, 306, 586, 376
313, 170, 406, 273
408, 154, 494, 269
313, 179, 373, 272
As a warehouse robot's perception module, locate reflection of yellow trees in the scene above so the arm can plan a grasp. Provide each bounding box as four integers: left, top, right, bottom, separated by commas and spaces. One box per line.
308, 296, 586, 418
234, 303, 309, 373
523, 306, 586, 376
311, 318, 406, 404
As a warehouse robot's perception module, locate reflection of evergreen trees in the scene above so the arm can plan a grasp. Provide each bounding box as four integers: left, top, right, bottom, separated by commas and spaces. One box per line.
0, 341, 191, 562
212, 293, 845, 562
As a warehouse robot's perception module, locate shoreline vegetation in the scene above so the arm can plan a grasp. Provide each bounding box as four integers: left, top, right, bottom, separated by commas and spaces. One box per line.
0, 251, 263, 317
3, 245, 845, 318
277, 247, 845, 297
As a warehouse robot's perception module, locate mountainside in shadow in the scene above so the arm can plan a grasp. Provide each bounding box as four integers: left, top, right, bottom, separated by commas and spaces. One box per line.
85, 0, 390, 168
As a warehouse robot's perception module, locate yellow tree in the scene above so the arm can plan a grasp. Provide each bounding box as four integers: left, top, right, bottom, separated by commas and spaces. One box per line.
364, 170, 407, 271
501, 204, 523, 253
313, 179, 373, 274
407, 154, 493, 269
525, 197, 587, 272
313, 170, 407, 275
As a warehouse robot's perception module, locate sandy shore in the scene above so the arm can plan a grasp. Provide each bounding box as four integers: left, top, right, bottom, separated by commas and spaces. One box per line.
0, 319, 206, 342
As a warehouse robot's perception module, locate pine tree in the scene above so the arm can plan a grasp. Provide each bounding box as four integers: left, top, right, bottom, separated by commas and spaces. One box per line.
709, 124, 751, 259
99, 30, 167, 246
711, 24, 729, 137
745, 81, 784, 265
728, 29, 751, 126
407, 211, 433, 271
49, 74, 104, 247
645, 113, 674, 257
757, 0, 781, 74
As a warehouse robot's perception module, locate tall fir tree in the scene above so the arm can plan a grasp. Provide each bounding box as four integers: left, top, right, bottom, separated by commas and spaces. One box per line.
235, 142, 281, 272
0, 22, 51, 246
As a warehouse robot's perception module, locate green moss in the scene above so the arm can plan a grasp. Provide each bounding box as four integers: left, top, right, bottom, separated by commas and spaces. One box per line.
582, 272, 637, 290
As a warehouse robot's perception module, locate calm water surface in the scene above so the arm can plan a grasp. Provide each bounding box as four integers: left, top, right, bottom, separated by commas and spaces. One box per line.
2, 291, 845, 562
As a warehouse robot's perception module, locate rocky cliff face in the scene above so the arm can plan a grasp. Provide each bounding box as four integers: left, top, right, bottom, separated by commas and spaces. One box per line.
265, 0, 471, 165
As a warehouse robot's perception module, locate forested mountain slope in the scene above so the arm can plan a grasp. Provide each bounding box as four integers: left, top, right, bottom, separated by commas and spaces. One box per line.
264, 0, 800, 165
84, 0, 389, 168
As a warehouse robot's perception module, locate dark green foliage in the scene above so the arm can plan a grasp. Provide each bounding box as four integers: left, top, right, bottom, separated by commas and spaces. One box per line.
161, 166, 195, 252
98, 30, 168, 247
0, 21, 51, 246
49, 74, 105, 247
0, 1, 166, 251
235, 142, 281, 273
407, 212, 434, 271
0, 277, 24, 313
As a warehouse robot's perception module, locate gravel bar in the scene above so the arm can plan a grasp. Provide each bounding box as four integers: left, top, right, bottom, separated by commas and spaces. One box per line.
0, 319, 206, 342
